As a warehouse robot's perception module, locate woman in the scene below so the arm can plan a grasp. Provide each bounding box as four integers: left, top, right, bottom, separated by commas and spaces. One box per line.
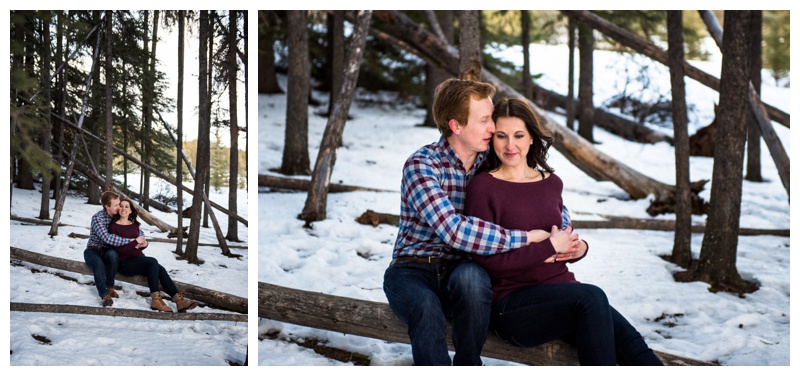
464, 98, 662, 366
108, 198, 198, 313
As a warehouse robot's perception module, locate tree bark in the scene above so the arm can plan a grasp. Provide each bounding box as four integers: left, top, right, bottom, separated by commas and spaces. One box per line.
745, 11, 763, 182
281, 10, 312, 176
176, 10, 186, 256
690, 11, 759, 294
577, 22, 595, 143
259, 282, 714, 366
38, 13, 53, 220
258, 11, 283, 94
298, 10, 372, 224
11, 247, 248, 314
104, 10, 114, 191
667, 11, 693, 269
11, 302, 246, 322
699, 11, 789, 197
422, 10, 453, 128
458, 10, 481, 80
186, 8, 206, 265
326, 10, 345, 119
521, 10, 532, 99
566, 16, 577, 131
367, 10, 676, 203
226, 10, 240, 242
560, 10, 789, 129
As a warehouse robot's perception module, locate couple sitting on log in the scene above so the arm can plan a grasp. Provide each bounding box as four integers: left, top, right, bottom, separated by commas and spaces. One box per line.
83, 190, 197, 313
383, 78, 663, 366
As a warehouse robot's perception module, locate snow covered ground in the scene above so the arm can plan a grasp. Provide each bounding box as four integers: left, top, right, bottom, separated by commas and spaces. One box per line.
7, 176, 249, 366
258, 42, 792, 366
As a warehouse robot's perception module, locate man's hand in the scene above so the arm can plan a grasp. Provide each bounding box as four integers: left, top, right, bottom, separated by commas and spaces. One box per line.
544, 225, 584, 263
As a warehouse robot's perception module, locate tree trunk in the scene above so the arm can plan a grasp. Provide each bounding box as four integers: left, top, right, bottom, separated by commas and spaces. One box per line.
326, 10, 345, 117
176, 10, 186, 256
38, 13, 52, 220
667, 11, 693, 269
560, 10, 789, 129
367, 10, 676, 204
142, 10, 160, 211
458, 10, 481, 80
577, 22, 595, 143
422, 10, 453, 128
104, 10, 114, 191
11, 302, 246, 322
53, 11, 66, 205
86, 10, 102, 205
10, 246, 247, 314
746, 11, 763, 182
690, 11, 758, 294
698, 10, 789, 197
566, 16, 577, 131
49, 24, 103, 237
258, 11, 283, 94
259, 282, 713, 366
298, 10, 372, 224
521, 10, 532, 99
281, 10, 312, 176
185, 10, 210, 265
226, 10, 240, 242
259, 174, 393, 193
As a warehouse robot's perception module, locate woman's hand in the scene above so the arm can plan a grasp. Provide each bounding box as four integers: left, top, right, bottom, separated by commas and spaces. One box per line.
544, 225, 584, 263
525, 229, 551, 244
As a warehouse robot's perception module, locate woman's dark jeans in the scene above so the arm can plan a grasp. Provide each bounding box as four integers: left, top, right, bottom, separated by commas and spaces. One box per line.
119, 256, 179, 297
83, 248, 119, 297
384, 259, 492, 366
491, 282, 663, 366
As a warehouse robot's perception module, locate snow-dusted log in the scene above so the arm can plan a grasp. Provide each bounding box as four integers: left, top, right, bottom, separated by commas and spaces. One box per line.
258, 174, 394, 193
11, 302, 246, 322
66, 232, 248, 250
352, 210, 789, 237
259, 282, 714, 366
10, 247, 247, 314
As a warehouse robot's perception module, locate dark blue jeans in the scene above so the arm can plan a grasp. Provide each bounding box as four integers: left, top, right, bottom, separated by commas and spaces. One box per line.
119, 256, 179, 297
83, 248, 119, 298
491, 282, 663, 366
383, 259, 491, 366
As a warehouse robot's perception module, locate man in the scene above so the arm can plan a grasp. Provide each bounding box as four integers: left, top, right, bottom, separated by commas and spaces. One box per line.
84, 191, 146, 307
383, 78, 578, 365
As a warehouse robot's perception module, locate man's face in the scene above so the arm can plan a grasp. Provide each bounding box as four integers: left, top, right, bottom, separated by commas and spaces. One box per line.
104, 198, 120, 216
457, 96, 496, 155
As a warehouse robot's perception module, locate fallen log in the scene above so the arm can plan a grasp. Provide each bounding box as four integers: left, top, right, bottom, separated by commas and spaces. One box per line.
11, 215, 80, 227
259, 282, 713, 366
66, 232, 248, 250
10, 246, 247, 314
353, 209, 789, 237
531, 84, 674, 145
258, 174, 395, 193
11, 302, 246, 322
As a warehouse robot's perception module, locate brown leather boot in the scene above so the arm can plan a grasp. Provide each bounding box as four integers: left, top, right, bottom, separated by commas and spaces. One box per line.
101, 293, 113, 307
172, 292, 198, 312
150, 291, 173, 312
108, 287, 119, 298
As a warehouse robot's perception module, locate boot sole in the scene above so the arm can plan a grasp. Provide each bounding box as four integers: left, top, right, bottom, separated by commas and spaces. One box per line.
150, 307, 173, 313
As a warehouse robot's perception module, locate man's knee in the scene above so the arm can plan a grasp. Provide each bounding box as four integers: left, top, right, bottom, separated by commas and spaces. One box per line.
448, 262, 491, 297
104, 249, 119, 264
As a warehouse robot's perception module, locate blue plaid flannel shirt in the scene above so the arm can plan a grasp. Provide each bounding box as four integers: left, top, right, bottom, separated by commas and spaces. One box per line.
392, 136, 571, 260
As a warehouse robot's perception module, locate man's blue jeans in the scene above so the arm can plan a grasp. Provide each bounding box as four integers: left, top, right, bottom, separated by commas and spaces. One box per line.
491, 282, 663, 365
383, 259, 491, 366
83, 248, 119, 298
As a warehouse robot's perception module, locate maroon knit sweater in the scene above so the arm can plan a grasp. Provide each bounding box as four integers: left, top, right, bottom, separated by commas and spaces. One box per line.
464, 172, 584, 302
108, 222, 147, 263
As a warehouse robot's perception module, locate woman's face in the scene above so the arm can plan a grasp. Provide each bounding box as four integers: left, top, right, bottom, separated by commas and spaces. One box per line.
119, 200, 132, 219
493, 116, 531, 168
